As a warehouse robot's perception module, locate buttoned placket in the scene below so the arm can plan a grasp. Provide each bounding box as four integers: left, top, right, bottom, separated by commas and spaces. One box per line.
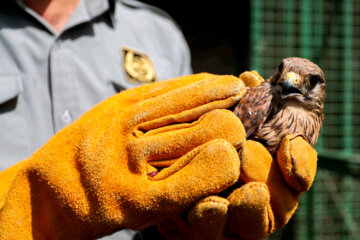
42, 0, 114, 132
49, 37, 77, 131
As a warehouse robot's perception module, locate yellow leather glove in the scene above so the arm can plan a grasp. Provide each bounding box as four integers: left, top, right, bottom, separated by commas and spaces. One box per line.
157, 136, 317, 240
0, 73, 247, 240
239, 70, 265, 87
157, 71, 318, 240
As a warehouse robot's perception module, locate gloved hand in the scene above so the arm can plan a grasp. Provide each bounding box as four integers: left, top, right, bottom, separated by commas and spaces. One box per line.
0, 73, 247, 240
157, 71, 318, 240
239, 70, 265, 87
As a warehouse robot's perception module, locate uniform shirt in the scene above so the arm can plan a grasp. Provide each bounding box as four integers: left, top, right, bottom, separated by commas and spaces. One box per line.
0, 0, 192, 171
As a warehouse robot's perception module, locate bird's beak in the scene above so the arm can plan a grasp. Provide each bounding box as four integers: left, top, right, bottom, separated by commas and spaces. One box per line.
281, 72, 303, 99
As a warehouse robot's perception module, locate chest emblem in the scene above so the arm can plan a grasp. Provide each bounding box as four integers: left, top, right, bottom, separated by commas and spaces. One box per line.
121, 47, 157, 83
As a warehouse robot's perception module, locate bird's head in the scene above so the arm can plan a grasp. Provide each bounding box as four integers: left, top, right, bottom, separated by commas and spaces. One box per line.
268, 57, 326, 111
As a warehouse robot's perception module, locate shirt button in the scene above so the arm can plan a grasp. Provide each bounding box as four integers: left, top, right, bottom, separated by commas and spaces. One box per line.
53, 40, 62, 51
61, 110, 72, 124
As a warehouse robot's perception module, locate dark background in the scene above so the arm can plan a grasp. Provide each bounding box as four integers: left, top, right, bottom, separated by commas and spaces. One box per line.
142, 1, 251, 75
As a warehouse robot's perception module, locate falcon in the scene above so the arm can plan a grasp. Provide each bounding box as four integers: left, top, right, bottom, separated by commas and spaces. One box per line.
233, 57, 325, 154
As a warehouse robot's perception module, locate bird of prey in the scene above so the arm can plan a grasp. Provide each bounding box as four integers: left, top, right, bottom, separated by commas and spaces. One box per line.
233, 57, 325, 154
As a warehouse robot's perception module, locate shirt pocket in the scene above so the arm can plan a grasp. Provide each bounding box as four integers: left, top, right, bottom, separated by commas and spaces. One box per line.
0, 73, 23, 105
0, 72, 30, 170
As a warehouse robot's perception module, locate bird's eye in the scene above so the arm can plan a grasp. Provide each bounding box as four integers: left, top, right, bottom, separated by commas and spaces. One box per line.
309, 75, 321, 88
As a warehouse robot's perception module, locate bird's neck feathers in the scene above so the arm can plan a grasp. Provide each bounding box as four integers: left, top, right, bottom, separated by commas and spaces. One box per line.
271, 105, 322, 146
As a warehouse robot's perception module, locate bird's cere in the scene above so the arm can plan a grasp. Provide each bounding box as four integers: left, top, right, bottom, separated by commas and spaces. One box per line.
283, 72, 300, 86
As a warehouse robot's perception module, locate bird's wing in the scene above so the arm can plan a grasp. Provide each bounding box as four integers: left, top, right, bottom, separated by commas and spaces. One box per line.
233, 84, 273, 138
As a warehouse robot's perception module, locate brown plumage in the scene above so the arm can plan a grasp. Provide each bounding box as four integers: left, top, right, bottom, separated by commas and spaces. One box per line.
233, 57, 325, 154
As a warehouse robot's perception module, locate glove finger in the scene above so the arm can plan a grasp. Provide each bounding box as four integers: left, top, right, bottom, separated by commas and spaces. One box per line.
117, 73, 217, 105
277, 134, 317, 192
239, 140, 299, 229
128, 109, 246, 174
84, 73, 219, 119
188, 196, 229, 240
238, 140, 273, 183
147, 139, 240, 214
239, 70, 265, 88
227, 182, 274, 240
128, 75, 246, 127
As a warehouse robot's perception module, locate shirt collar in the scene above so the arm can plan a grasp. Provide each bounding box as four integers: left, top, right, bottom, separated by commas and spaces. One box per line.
13, 0, 116, 35
65, 0, 116, 30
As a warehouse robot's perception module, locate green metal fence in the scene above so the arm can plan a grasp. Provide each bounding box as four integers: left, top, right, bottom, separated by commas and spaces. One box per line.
249, 0, 360, 239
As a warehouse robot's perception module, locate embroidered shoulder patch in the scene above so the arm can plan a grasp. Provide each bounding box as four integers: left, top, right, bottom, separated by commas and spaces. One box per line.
121, 47, 157, 83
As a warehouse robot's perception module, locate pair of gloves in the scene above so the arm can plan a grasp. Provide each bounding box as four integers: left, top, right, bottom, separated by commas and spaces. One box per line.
0, 72, 317, 240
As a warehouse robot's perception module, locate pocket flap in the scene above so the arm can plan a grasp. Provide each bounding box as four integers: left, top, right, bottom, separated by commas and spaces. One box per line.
0, 73, 23, 105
